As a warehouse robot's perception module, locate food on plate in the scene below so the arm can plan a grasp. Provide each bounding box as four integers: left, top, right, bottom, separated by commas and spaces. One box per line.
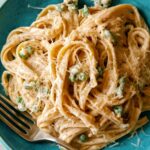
1, 0, 150, 149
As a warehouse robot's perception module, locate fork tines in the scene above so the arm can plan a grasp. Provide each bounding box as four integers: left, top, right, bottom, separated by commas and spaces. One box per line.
0, 94, 36, 140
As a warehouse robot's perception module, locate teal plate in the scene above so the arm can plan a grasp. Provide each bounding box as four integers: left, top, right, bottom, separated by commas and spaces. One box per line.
0, 0, 150, 150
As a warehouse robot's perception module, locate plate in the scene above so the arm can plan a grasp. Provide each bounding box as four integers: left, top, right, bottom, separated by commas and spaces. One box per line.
0, 0, 150, 150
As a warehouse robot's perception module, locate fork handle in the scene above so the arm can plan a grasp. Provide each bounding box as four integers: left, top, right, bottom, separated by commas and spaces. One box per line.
32, 130, 77, 150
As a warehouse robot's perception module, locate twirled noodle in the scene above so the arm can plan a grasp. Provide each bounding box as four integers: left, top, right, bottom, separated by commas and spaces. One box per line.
1, 1, 150, 150
32, 5, 80, 40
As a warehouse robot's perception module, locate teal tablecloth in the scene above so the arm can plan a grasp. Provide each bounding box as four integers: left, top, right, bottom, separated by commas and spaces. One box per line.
0, 0, 150, 150
0, 137, 12, 150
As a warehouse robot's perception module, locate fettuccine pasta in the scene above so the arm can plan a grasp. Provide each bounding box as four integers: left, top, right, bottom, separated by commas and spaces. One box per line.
1, 0, 150, 149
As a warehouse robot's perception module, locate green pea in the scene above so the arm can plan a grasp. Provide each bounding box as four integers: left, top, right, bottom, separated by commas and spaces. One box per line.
79, 134, 88, 142
19, 48, 29, 59
69, 74, 77, 82
77, 72, 87, 81
19, 46, 34, 59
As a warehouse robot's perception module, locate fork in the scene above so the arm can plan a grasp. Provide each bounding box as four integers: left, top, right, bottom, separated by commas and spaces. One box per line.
0, 94, 76, 150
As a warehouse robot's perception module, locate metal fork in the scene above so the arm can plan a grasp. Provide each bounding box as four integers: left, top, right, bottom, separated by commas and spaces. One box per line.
0, 94, 76, 150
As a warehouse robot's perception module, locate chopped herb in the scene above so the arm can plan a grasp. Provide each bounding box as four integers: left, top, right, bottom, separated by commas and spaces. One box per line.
16, 96, 23, 104
24, 81, 36, 90
77, 72, 87, 81
113, 106, 123, 117
92, 0, 111, 8
116, 76, 126, 98
79, 134, 88, 142
16, 97, 26, 112
26, 46, 34, 55
81, 5, 89, 17
97, 66, 104, 77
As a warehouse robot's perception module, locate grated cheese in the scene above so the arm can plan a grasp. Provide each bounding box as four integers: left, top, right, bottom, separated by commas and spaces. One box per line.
131, 138, 141, 148
128, 130, 137, 139
108, 142, 120, 148
27, 4, 44, 10
141, 127, 150, 136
